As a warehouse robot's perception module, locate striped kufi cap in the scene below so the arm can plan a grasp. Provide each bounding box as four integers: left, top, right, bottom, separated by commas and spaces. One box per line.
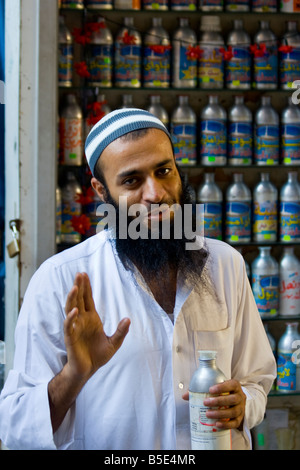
85, 108, 172, 176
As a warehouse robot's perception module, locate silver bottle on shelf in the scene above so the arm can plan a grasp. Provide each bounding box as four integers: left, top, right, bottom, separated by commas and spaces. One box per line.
61, 171, 82, 244
147, 95, 169, 128
253, 173, 278, 243
199, 0, 223, 11
279, 247, 300, 316
172, 18, 197, 89
170, 95, 197, 166
225, 173, 251, 244
114, 17, 141, 88
252, 246, 279, 318
226, 20, 251, 90
253, 21, 278, 90
225, 0, 250, 11
58, 15, 73, 87
86, 17, 113, 88
281, 96, 300, 165
228, 96, 252, 165
252, 0, 277, 12
198, 16, 224, 89
189, 350, 231, 450
197, 173, 223, 240
279, 172, 300, 243
59, 94, 83, 166
280, 21, 300, 90
254, 96, 279, 165
143, 17, 171, 89
200, 95, 227, 166
277, 322, 300, 392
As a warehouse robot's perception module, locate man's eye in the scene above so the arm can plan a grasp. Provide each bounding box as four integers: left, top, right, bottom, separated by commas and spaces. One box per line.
123, 178, 138, 186
158, 168, 171, 176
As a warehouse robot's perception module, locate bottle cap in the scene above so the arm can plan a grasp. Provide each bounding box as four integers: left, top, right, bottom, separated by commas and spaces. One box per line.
198, 350, 217, 360
200, 16, 221, 32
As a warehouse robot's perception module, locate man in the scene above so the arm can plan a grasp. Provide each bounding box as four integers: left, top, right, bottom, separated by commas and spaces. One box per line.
0, 108, 276, 450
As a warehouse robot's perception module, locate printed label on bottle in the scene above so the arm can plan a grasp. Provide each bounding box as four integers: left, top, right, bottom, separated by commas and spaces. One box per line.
198, 46, 224, 86
143, 46, 170, 86
280, 202, 300, 242
115, 44, 141, 86
61, 0, 84, 7
200, 0, 223, 7
171, 123, 197, 165
225, 201, 251, 242
179, 44, 197, 83
200, 120, 227, 164
86, 0, 113, 7
60, 118, 83, 165
280, 48, 300, 88
281, 124, 300, 164
254, 46, 278, 86
277, 351, 296, 391
61, 199, 81, 243
254, 125, 279, 164
226, 0, 250, 8
228, 122, 252, 164
253, 200, 277, 240
252, 0, 276, 10
87, 45, 113, 86
144, 0, 168, 7
203, 203, 222, 240
226, 46, 251, 87
252, 273, 279, 316
280, 270, 300, 315
58, 44, 73, 85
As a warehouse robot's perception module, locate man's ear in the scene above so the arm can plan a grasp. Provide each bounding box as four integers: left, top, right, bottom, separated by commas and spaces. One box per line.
91, 177, 107, 202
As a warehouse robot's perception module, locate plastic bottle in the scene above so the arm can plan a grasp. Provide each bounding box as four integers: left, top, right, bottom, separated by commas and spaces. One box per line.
254, 96, 279, 165
189, 350, 231, 450
60, 0, 84, 8
280, 21, 300, 90
253, 173, 278, 242
279, 247, 300, 316
59, 94, 83, 166
143, 0, 168, 8
85, 0, 113, 8
114, 17, 142, 88
58, 16, 73, 87
252, 0, 277, 12
281, 96, 300, 165
143, 17, 171, 88
198, 16, 224, 89
228, 95, 252, 165
199, 0, 223, 11
279, 172, 300, 243
114, 0, 141, 9
277, 322, 300, 391
225, 0, 250, 11
147, 95, 169, 128
171, 0, 197, 10
61, 172, 82, 244
226, 20, 251, 90
200, 95, 227, 166
170, 95, 197, 166
253, 21, 278, 90
252, 246, 279, 318
197, 173, 223, 240
225, 173, 251, 243
172, 18, 197, 89
86, 17, 113, 88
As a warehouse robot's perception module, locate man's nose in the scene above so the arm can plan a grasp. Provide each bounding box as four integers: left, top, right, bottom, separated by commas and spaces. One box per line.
142, 177, 166, 204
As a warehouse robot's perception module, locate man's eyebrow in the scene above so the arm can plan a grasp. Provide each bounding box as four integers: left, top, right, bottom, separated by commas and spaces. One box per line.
117, 158, 174, 179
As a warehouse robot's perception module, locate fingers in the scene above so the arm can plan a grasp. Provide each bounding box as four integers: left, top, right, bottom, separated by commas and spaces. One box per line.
65, 273, 95, 315
109, 318, 131, 352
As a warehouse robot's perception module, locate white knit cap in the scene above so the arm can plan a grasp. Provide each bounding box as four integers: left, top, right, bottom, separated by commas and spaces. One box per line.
85, 108, 171, 176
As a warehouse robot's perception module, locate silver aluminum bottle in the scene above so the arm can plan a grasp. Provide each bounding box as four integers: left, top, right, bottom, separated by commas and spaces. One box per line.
147, 95, 169, 128
251, 246, 279, 318
197, 173, 223, 240
277, 322, 300, 392
85, 0, 113, 9
281, 96, 300, 165
226, 20, 251, 90
252, 0, 277, 12
254, 96, 279, 165
143, 17, 171, 89
170, 95, 197, 166
199, 0, 223, 11
189, 350, 231, 450
114, 17, 141, 88
279, 247, 300, 316
279, 172, 300, 243
171, 0, 197, 10
58, 15, 73, 87
253, 173, 278, 243
198, 16, 224, 89
172, 18, 197, 89
225, 173, 251, 244
86, 17, 113, 88
228, 95, 252, 165
59, 94, 83, 166
280, 21, 300, 90
253, 21, 278, 90
200, 95, 227, 166
225, 0, 250, 11
61, 171, 82, 244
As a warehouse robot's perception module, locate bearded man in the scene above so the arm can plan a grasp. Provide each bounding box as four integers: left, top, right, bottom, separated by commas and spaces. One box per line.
0, 109, 276, 450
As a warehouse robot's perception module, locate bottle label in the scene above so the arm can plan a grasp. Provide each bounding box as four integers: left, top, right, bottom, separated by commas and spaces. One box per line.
115, 44, 141, 86
200, 120, 227, 163
171, 123, 197, 165
144, 0, 168, 7
254, 125, 279, 164
225, 201, 251, 242
60, 118, 83, 165
198, 46, 224, 87
87, 45, 113, 86
178, 44, 197, 83
228, 122, 252, 164
252, 0, 276, 10
86, 0, 113, 6
143, 46, 170, 86
226, 46, 251, 87
226, 0, 250, 8
280, 202, 300, 242
280, 270, 300, 315
252, 273, 279, 316
277, 351, 296, 391
203, 203, 222, 240
254, 46, 278, 86
58, 44, 73, 85
281, 123, 300, 164
61, 199, 81, 242
61, 0, 84, 7
280, 47, 300, 88
253, 200, 277, 240
200, 0, 223, 7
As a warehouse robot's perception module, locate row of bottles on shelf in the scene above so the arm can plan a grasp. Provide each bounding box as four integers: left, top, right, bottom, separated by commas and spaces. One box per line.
59, 91, 300, 167
59, 0, 300, 13
59, 15, 300, 91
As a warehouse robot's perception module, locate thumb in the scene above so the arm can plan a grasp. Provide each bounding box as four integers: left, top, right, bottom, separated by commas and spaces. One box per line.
109, 318, 131, 351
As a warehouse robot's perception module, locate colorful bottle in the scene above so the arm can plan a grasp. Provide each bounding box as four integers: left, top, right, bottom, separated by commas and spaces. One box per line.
61, 172, 82, 244
252, 246, 279, 318
114, 17, 141, 88
253, 173, 278, 242
225, 173, 251, 243
281, 96, 300, 165
225, 0, 250, 11
58, 16, 73, 87
197, 173, 223, 240
199, 0, 223, 11
114, 0, 141, 8
253, 21, 278, 90
254, 96, 279, 165
226, 20, 251, 90
59, 94, 83, 166
198, 16, 224, 89
279, 172, 300, 243
143, 0, 168, 8
85, 0, 113, 8
172, 18, 197, 89
252, 0, 277, 12
171, 0, 197, 10
277, 323, 300, 392
280, 0, 300, 12
279, 247, 300, 316
147, 95, 169, 128
189, 350, 231, 450
86, 17, 113, 88
228, 95, 252, 165
170, 95, 197, 166
60, 0, 84, 8
143, 17, 171, 88
280, 21, 300, 90
200, 95, 227, 166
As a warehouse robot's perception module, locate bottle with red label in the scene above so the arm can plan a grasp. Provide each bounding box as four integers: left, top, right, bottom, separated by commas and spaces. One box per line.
59, 94, 83, 166
279, 247, 300, 316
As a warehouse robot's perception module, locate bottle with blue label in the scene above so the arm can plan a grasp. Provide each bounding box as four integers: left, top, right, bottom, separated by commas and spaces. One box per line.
85, 0, 113, 8
86, 17, 113, 88
279, 172, 300, 243
143, 0, 168, 8
281, 96, 300, 165
200, 95, 227, 166
171, 0, 197, 9
199, 0, 223, 10
252, 246, 279, 318
226, 20, 251, 90
171, 95, 197, 166
60, 0, 84, 8
172, 18, 197, 89
147, 95, 169, 129
252, 0, 277, 12
114, 17, 141, 88
279, 247, 300, 316
277, 322, 300, 392
58, 16, 73, 87
197, 173, 223, 240
253, 173, 278, 242
253, 21, 278, 90
198, 16, 224, 89
254, 96, 279, 165
280, 21, 300, 90
225, 0, 250, 11
143, 17, 170, 88
228, 96, 252, 165
225, 173, 251, 243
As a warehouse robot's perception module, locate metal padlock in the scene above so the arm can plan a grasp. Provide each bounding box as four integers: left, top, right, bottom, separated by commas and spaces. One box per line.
6, 220, 20, 258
